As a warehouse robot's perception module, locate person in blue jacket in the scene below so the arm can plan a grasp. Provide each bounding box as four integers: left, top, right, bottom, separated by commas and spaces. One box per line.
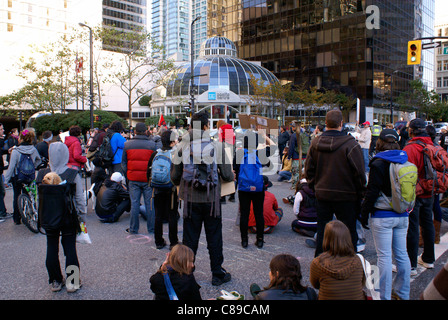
108, 120, 127, 174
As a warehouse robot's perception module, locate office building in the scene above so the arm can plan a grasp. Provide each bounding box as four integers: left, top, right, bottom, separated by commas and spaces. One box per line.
221, 0, 435, 124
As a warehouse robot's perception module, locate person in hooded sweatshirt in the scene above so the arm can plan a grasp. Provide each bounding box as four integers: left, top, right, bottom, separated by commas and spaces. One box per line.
64, 125, 87, 171
95, 172, 130, 223
42, 142, 87, 292
360, 129, 412, 300
309, 220, 365, 300
305, 109, 366, 257
4, 129, 41, 225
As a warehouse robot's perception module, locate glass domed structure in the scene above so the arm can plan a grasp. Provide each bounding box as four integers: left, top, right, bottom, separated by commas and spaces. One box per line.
151, 36, 280, 127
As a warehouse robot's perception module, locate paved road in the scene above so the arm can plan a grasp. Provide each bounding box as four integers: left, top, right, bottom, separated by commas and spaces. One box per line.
0, 173, 447, 301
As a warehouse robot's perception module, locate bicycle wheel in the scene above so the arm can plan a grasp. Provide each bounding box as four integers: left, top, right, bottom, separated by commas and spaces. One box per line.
18, 194, 39, 233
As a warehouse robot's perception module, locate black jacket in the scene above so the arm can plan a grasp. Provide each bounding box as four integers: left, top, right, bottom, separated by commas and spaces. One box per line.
360, 157, 392, 225
95, 179, 129, 215
149, 269, 202, 300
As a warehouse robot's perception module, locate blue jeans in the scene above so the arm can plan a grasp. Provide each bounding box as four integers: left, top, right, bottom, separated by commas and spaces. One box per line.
371, 216, 411, 300
362, 148, 369, 172
277, 171, 292, 182
128, 181, 154, 234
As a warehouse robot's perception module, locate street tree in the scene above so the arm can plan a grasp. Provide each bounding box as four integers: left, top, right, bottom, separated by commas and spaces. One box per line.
99, 25, 176, 124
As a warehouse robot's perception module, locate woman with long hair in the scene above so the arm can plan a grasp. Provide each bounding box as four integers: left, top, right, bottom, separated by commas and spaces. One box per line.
309, 220, 365, 300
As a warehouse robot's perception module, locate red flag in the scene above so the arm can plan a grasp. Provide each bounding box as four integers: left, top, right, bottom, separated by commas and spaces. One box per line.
75, 57, 83, 73
158, 114, 166, 127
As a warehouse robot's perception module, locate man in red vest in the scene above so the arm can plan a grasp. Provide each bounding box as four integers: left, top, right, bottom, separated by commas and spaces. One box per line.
122, 122, 157, 234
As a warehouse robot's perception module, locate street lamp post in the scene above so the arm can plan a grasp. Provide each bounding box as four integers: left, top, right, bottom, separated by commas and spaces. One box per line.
79, 22, 94, 130
190, 16, 201, 114
390, 70, 399, 124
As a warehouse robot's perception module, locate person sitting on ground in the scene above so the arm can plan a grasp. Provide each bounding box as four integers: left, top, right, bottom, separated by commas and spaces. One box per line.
291, 178, 317, 238
149, 244, 202, 300
250, 254, 317, 300
95, 172, 130, 223
248, 175, 283, 234
277, 146, 292, 182
309, 220, 365, 300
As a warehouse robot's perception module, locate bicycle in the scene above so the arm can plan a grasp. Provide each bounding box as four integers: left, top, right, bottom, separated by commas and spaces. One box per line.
18, 180, 40, 233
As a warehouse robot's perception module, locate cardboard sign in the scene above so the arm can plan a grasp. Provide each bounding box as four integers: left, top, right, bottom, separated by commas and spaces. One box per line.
237, 114, 278, 136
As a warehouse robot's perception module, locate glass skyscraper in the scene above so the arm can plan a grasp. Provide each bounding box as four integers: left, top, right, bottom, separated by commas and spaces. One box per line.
151, 0, 190, 61
221, 0, 435, 123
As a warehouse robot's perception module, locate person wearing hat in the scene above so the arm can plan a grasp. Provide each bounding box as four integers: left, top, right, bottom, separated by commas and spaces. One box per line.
95, 172, 131, 223
402, 118, 436, 275
360, 128, 412, 299
247, 176, 283, 235
356, 121, 372, 173
369, 119, 382, 156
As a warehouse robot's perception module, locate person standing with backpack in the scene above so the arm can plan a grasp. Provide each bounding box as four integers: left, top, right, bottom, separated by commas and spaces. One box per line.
234, 130, 266, 249
147, 130, 179, 249
403, 118, 437, 274
4, 129, 41, 225
360, 129, 415, 300
171, 112, 234, 286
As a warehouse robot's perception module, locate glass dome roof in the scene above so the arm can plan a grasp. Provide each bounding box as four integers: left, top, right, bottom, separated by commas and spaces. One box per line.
165, 37, 278, 98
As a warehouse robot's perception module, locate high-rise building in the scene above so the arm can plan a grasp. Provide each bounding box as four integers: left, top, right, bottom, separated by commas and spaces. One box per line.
221, 0, 435, 124
151, 0, 190, 61
102, 0, 147, 52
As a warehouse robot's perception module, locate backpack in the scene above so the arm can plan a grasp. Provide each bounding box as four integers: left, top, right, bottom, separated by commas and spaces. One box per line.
96, 132, 116, 165
411, 141, 448, 196
375, 161, 418, 213
16, 152, 36, 184
37, 168, 80, 233
295, 131, 310, 156
150, 149, 174, 189
182, 139, 219, 191
238, 149, 264, 192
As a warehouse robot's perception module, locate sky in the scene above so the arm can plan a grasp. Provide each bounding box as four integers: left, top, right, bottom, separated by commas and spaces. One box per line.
435, 0, 448, 25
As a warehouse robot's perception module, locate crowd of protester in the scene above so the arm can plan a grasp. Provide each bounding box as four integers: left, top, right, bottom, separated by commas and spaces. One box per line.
0, 109, 447, 301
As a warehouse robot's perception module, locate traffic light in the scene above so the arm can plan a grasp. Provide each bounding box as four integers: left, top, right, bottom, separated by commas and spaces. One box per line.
407, 40, 421, 65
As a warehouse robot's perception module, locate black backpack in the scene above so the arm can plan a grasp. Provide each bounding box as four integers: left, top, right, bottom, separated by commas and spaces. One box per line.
96, 131, 117, 166
37, 168, 80, 234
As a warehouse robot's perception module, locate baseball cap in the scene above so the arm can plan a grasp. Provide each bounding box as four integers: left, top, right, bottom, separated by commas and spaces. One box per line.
362, 121, 370, 126
110, 172, 123, 183
379, 129, 399, 142
409, 118, 426, 131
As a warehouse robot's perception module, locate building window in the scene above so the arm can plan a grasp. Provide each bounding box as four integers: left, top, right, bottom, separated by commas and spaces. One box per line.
437, 77, 442, 88
443, 77, 448, 87
8, 0, 12, 8
444, 60, 448, 71
438, 61, 442, 71
7, 23, 13, 32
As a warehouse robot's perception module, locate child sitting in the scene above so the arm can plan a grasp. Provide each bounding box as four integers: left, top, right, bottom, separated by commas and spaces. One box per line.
291, 178, 317, 238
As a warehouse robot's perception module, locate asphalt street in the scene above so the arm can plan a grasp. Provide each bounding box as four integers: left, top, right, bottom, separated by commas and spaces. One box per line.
0, 171, 447, 302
